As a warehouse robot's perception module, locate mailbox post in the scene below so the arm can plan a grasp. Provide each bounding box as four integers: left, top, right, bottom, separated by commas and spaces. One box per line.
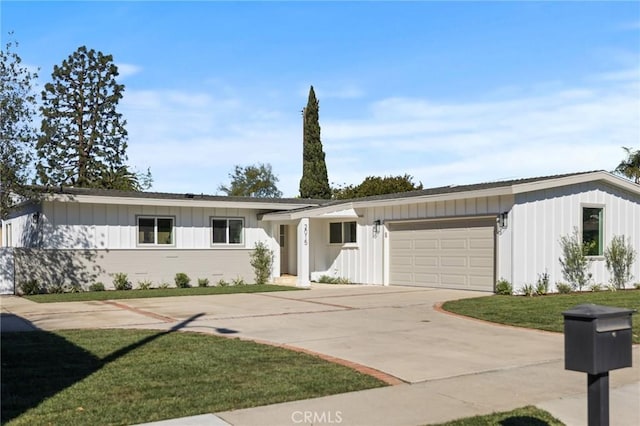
562, 304, 635, 426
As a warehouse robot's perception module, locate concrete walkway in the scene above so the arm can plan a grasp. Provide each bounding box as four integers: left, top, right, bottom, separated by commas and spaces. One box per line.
2, 285, 639, 425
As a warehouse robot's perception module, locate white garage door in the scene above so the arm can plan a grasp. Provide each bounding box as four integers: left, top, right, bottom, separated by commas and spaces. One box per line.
389, 218, 495, 291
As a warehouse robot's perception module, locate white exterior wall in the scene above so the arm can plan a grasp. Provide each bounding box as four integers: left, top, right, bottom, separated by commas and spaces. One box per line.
510, 182, 640, 291
39, 201, 271, 250
310, 195, 514, 285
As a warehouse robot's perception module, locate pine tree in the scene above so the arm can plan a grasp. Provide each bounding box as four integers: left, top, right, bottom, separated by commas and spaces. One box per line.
0, 37, 39, 218
299, 86, 331, 199
37, 46, 128, 188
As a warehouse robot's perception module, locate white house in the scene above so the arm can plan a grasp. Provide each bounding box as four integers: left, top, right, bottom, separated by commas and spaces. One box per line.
2, 171, 639, 294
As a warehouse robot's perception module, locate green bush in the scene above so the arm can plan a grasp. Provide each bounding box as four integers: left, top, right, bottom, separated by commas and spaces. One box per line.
18, 279, 41, 295
559, 228, 592, 291
635, 283, 640, 290
250, 241, 273, 285
521, 283, 535, 297
318, 275, 351, 284
88, 282, 106, 292
495, 279, 513, 295
535, 272, 549, 295
66, 282, 83, 293
174, 273, 191, 288
232, 276, 246, 286
197, 278, 209, 287
158, 282, 170, 289
113, 273, 132, 291
48, 283, 65, 294
604, 235, 637, 290
589, 283, 603, 292
556, 282, 573, 294
137, 280, 153, 290
217, 279, 229, 287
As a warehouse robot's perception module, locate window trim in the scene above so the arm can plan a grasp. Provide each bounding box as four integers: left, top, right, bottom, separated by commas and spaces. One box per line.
581, 205, 604, 257
329, 221, 358, 246
136, 216, 176, 247
211, 217, 245, 247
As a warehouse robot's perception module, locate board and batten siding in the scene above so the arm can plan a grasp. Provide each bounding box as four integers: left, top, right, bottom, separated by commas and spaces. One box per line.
309, 195, 514, 285
41, 201, 269, 249
509, 182, 640, 291
2, 200, 276, 290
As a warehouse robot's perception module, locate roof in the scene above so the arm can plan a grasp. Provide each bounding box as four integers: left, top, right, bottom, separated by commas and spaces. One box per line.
39, 186, 324, 210
261, 170, 640, 220
30, 170, 639, 216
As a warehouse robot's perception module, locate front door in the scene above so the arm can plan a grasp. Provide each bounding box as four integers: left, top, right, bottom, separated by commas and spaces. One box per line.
279, 224, 289, 274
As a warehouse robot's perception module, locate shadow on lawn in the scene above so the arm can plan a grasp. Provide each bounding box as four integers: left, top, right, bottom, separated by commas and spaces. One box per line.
500, 416, 553, 426
0, 313, 204, 422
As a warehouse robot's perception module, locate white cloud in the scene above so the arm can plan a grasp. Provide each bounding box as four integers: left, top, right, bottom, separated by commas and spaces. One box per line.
116, 63, 142, 78
120, 66, 639, 198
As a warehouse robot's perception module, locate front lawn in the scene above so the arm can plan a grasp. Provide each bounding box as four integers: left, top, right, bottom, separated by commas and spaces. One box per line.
430, 405, 564, 425
1, 329, 386, 425
442, 290, 640, 343
24, 284, 301, 303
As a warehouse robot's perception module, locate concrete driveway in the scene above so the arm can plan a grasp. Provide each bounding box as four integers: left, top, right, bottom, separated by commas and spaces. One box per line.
2, 285, 564, 383
2, 285, 639, 425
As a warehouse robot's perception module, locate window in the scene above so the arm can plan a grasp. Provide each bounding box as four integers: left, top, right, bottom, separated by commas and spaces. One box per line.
329, 221, 357, 244
137, 217, 174, 245
583, 207, 603, 256
212, 218, 244, 245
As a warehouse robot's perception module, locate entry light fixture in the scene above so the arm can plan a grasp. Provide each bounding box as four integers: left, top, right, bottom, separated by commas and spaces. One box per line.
373, 219, 382, 234
497, 212, 508, 230
32, 212, 41, 223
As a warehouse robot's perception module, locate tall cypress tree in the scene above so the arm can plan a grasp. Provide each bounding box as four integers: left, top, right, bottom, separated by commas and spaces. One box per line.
37, 46, 128, 188
299, 86, 331, 199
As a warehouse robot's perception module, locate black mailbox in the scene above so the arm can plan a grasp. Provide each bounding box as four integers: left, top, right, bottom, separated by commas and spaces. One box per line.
563, 304, 634, 375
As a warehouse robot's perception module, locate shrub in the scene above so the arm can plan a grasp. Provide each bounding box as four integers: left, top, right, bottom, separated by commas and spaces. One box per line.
48, 283, 65, 294
18, 279, 41, 295
217, 279, 229, 287
318, 275, 351, 284
635, 283, 640, 290
113, 273, 132, 291
589, 283, 603, 292
137, 280, 153, 290
250, 241, 274, 285
88, 282, 106, 292
604, 235, 637, 290
535, 272, 550, 296
232, 276, 246, 286
174, 273, 191, 288
559, 228, 592, 291
197, 278, 209, 287
495, 278, 513, 295
158, 282, 170, 289
521, 283, 535, 297
66, 282, 83, 293
556, 282, 573, 294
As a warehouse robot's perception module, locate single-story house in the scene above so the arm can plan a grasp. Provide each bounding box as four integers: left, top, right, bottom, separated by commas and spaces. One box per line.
1, 170, 639, 294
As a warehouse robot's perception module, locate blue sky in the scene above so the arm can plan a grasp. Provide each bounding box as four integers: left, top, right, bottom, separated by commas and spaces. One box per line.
3, 1, 639, 197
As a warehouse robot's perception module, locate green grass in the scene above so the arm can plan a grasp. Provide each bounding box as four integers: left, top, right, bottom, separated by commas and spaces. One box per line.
442, 289, 640, 343
430, 405, 564, 425
24, 284, 302, 303
1, 329, 386, 425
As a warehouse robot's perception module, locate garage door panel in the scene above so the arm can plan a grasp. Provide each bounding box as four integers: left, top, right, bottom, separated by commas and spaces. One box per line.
390, 239, 413, 249
414, 256, 438, 267
389, 219, 495, 291
440, 239, 467, 249
414, 239, 438, 249
440, 274, 467, 286
440, 256, 467, 267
